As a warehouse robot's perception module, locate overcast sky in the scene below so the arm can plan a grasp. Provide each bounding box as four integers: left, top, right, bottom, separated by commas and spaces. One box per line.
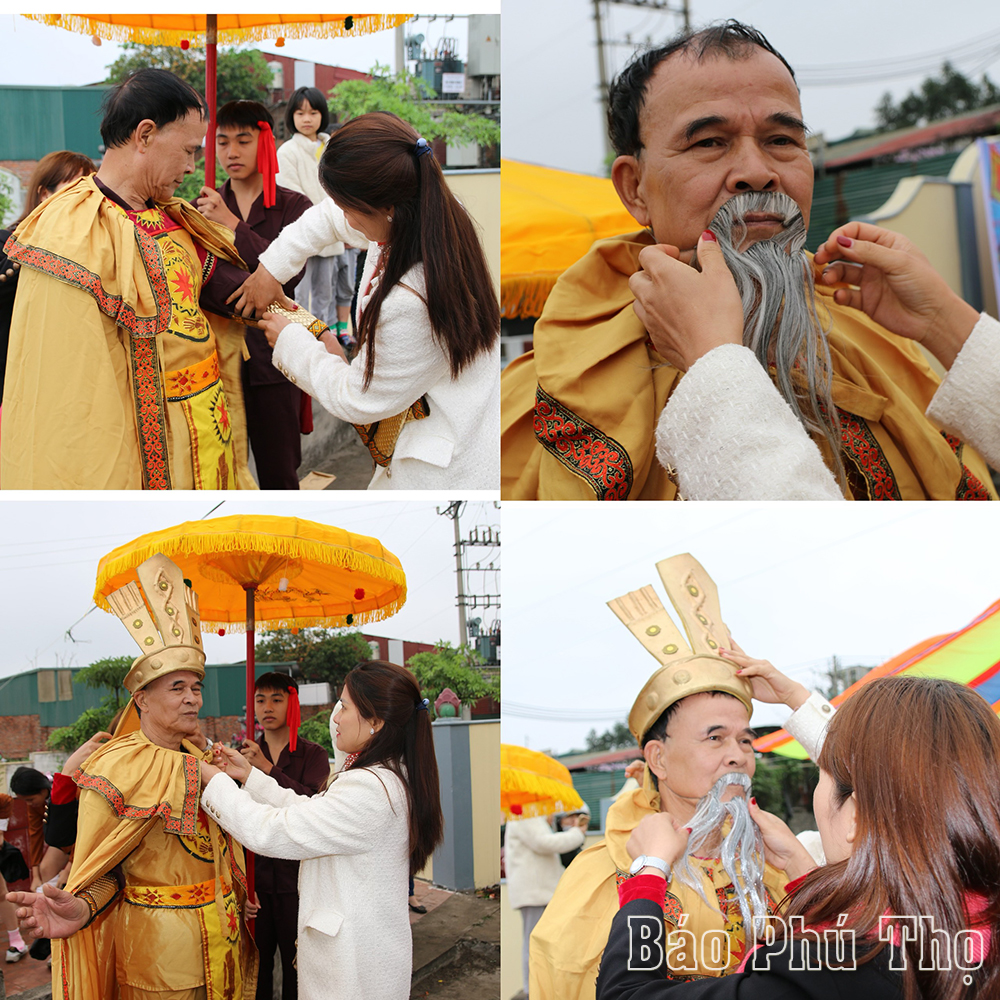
0, 499, 500, 680
501, 504, 1000, 755
504, 0, 1000, 176
0, 8, 489, 89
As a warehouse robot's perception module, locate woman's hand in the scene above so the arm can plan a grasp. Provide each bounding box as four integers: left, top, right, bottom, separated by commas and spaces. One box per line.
260, 311, 292, 348
747, 799, 815, 881
63, 731, 112, 775
218, 744, 253, 784
624, 760, 645, 783
7, 883, 90, 940
719, 643, 810, 711
813, 222, 979, 369
629, 231, 744, 371
200, 760, 224, 785
626, 812, 690, 870
227, 264, 293, 319
318, 330, 347, 359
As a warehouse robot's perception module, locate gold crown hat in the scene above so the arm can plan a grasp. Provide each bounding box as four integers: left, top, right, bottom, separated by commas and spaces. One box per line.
607, 554, 753, 745
107, 553, 206, 693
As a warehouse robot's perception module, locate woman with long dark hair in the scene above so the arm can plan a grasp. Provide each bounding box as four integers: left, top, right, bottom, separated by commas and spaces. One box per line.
199, 660, 444, 1000
230, 111, 500, 489
597, 676, 1000, 1000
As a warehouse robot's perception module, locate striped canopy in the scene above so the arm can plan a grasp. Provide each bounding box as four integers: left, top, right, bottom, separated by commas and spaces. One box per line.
754, 598, 1000, 758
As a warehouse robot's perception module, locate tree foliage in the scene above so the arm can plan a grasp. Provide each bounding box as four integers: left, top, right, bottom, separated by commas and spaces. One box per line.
406, 641, 499, 715
584, 721, 634, 752
298, 709, 334, 755
73, 656, 133, 710
875, 62, 1000, 131
47, 705, 118, 753
254, 628, 372, 695
104, 44, 272, 105
328, 64, 501, 148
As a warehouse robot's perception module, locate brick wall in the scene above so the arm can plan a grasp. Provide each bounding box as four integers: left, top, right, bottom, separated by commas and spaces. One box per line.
0, 160, 37, 187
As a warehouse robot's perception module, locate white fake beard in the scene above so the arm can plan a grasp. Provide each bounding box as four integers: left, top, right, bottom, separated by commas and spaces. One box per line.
671, 771, 769, 942
691, 191, 842, 484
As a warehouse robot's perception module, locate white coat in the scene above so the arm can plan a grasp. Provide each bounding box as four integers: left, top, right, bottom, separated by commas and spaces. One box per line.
504, 817, 584, 910
260, 199, 500, 490
275, 131, 342, 255
201, 763, 411, 1000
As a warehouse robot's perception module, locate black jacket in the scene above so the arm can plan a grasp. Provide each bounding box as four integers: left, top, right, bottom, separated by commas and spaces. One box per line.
596, 898, 903, 1000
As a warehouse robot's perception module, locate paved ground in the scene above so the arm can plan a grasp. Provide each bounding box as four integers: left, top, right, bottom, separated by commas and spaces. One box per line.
2, 880, 500, 1000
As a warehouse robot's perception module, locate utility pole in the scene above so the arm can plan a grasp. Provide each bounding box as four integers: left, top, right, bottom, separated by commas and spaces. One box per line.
594, 0, 691, 164
436, 501, 501, 651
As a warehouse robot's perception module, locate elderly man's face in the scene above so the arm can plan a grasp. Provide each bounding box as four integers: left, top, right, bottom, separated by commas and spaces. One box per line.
644, 692, 756, 809
136, 669, 203, 743
612, 47, 813, 255
142, 109, 206, 203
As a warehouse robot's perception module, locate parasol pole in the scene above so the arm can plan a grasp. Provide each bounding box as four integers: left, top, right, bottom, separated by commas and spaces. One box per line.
244, 582, 256, 931
204, 13, 218, 187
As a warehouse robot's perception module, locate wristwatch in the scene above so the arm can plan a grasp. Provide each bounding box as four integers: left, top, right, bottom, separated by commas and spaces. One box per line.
629, 855, 670, 877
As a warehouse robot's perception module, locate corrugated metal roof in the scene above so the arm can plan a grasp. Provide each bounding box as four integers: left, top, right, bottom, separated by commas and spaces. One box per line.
557, 746, 642, 771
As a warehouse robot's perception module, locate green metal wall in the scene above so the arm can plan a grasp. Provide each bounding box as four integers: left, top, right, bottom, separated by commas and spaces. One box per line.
0, 86, 109, 161
571, 769, 630, 828
809, 152, 961, 251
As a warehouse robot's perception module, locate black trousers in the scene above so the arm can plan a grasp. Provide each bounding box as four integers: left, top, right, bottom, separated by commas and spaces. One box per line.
255, 890, 300, 1000
243, 380, 303, 490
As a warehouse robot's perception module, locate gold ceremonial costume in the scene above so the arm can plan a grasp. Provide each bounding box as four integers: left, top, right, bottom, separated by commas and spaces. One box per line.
54, 732, 257, 1000
500, 230, 996, 500
1, 175, 255, 490
529, 785, 789, 999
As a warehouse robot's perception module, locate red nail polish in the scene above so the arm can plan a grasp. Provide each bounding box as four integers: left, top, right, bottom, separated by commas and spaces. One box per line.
751, 797, 757, 805
701, 230, 717, 243
836, 235, 853, 247
684, 827, 692, 834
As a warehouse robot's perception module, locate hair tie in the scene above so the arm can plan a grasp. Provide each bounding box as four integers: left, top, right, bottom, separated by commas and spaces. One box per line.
256, 120, 279, 207
414, 137, 433, 158
415, 697, 429, 712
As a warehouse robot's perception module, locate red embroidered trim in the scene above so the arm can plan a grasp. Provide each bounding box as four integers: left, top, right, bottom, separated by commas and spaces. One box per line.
941, 433, 993, 501
534, 385, 633, 500
75, 753, 201, 836
836, 408, 901, 500
131, 337, 171, 489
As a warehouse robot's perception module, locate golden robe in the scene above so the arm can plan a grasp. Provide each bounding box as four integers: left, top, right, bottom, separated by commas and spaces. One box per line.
53, 731, 257, 1000
529, 784, 789, 1000
1, 175, 256, 490
501, 230, 996, 500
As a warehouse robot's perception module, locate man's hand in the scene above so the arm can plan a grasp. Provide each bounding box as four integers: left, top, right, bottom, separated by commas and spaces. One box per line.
7, 883, 90, 940
63, 731, 112, 775
624, 760, 645, 783
629, 231, 744, 371
195, 187, 241, 232
239, 738, 273, 775
718, 643, 810, 711
186, 726, 209, 752
245, 891, 261, 921
747, 799, 815, 880
626, 812, 690, 870
227, 263, 292, 319
814, 221, 979, 369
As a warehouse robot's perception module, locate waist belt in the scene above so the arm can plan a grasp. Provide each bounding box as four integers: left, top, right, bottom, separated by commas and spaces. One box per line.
124, 878, 216, 908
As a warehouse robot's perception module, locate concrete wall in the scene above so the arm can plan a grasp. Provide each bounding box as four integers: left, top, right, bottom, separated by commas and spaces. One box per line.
431, 717, 500, 890
444, 169, 500, 297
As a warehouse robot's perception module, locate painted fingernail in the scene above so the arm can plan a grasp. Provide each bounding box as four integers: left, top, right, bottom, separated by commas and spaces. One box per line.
751, 797, 757, 806
836, 236, 853, 247
684, 827, 692, 834
701, 230, 717, 243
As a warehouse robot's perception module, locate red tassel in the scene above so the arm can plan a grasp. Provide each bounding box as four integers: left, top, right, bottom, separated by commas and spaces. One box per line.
287, 686, 301, 752
256, 120, 279, 208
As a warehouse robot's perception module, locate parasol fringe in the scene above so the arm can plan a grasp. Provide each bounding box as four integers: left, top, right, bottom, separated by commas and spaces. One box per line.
24, 14, 411, 48
500, 273, 562, 320
197, 607, 394, 633
94, 530, 406, 622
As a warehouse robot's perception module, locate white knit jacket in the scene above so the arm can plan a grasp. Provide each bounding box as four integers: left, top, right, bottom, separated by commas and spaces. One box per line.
260, 199, 500, 490
275, 132, 342, 255
505, 817, 585, 910
202, 764, 411, 1000
655, 313, 1000, 500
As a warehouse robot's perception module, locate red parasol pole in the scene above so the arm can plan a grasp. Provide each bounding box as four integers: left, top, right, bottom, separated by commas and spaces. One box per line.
244, 582, 256, 932
204, 13, 217, 188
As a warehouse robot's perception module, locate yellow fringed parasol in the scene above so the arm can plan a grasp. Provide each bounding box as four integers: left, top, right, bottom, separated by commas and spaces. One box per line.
95, 513, 406, 910
501, 743, 584, 823
25, 13, 412, 184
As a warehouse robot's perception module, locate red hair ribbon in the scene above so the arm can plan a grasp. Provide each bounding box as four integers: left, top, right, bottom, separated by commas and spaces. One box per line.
257, 120, 279, 208
287, 685, 301, 752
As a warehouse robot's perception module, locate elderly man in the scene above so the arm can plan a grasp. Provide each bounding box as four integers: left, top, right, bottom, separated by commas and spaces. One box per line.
501, 21, 996, 501
1, 68, 256, 490
9, 554, 257, 999
529, 555, 828, 999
